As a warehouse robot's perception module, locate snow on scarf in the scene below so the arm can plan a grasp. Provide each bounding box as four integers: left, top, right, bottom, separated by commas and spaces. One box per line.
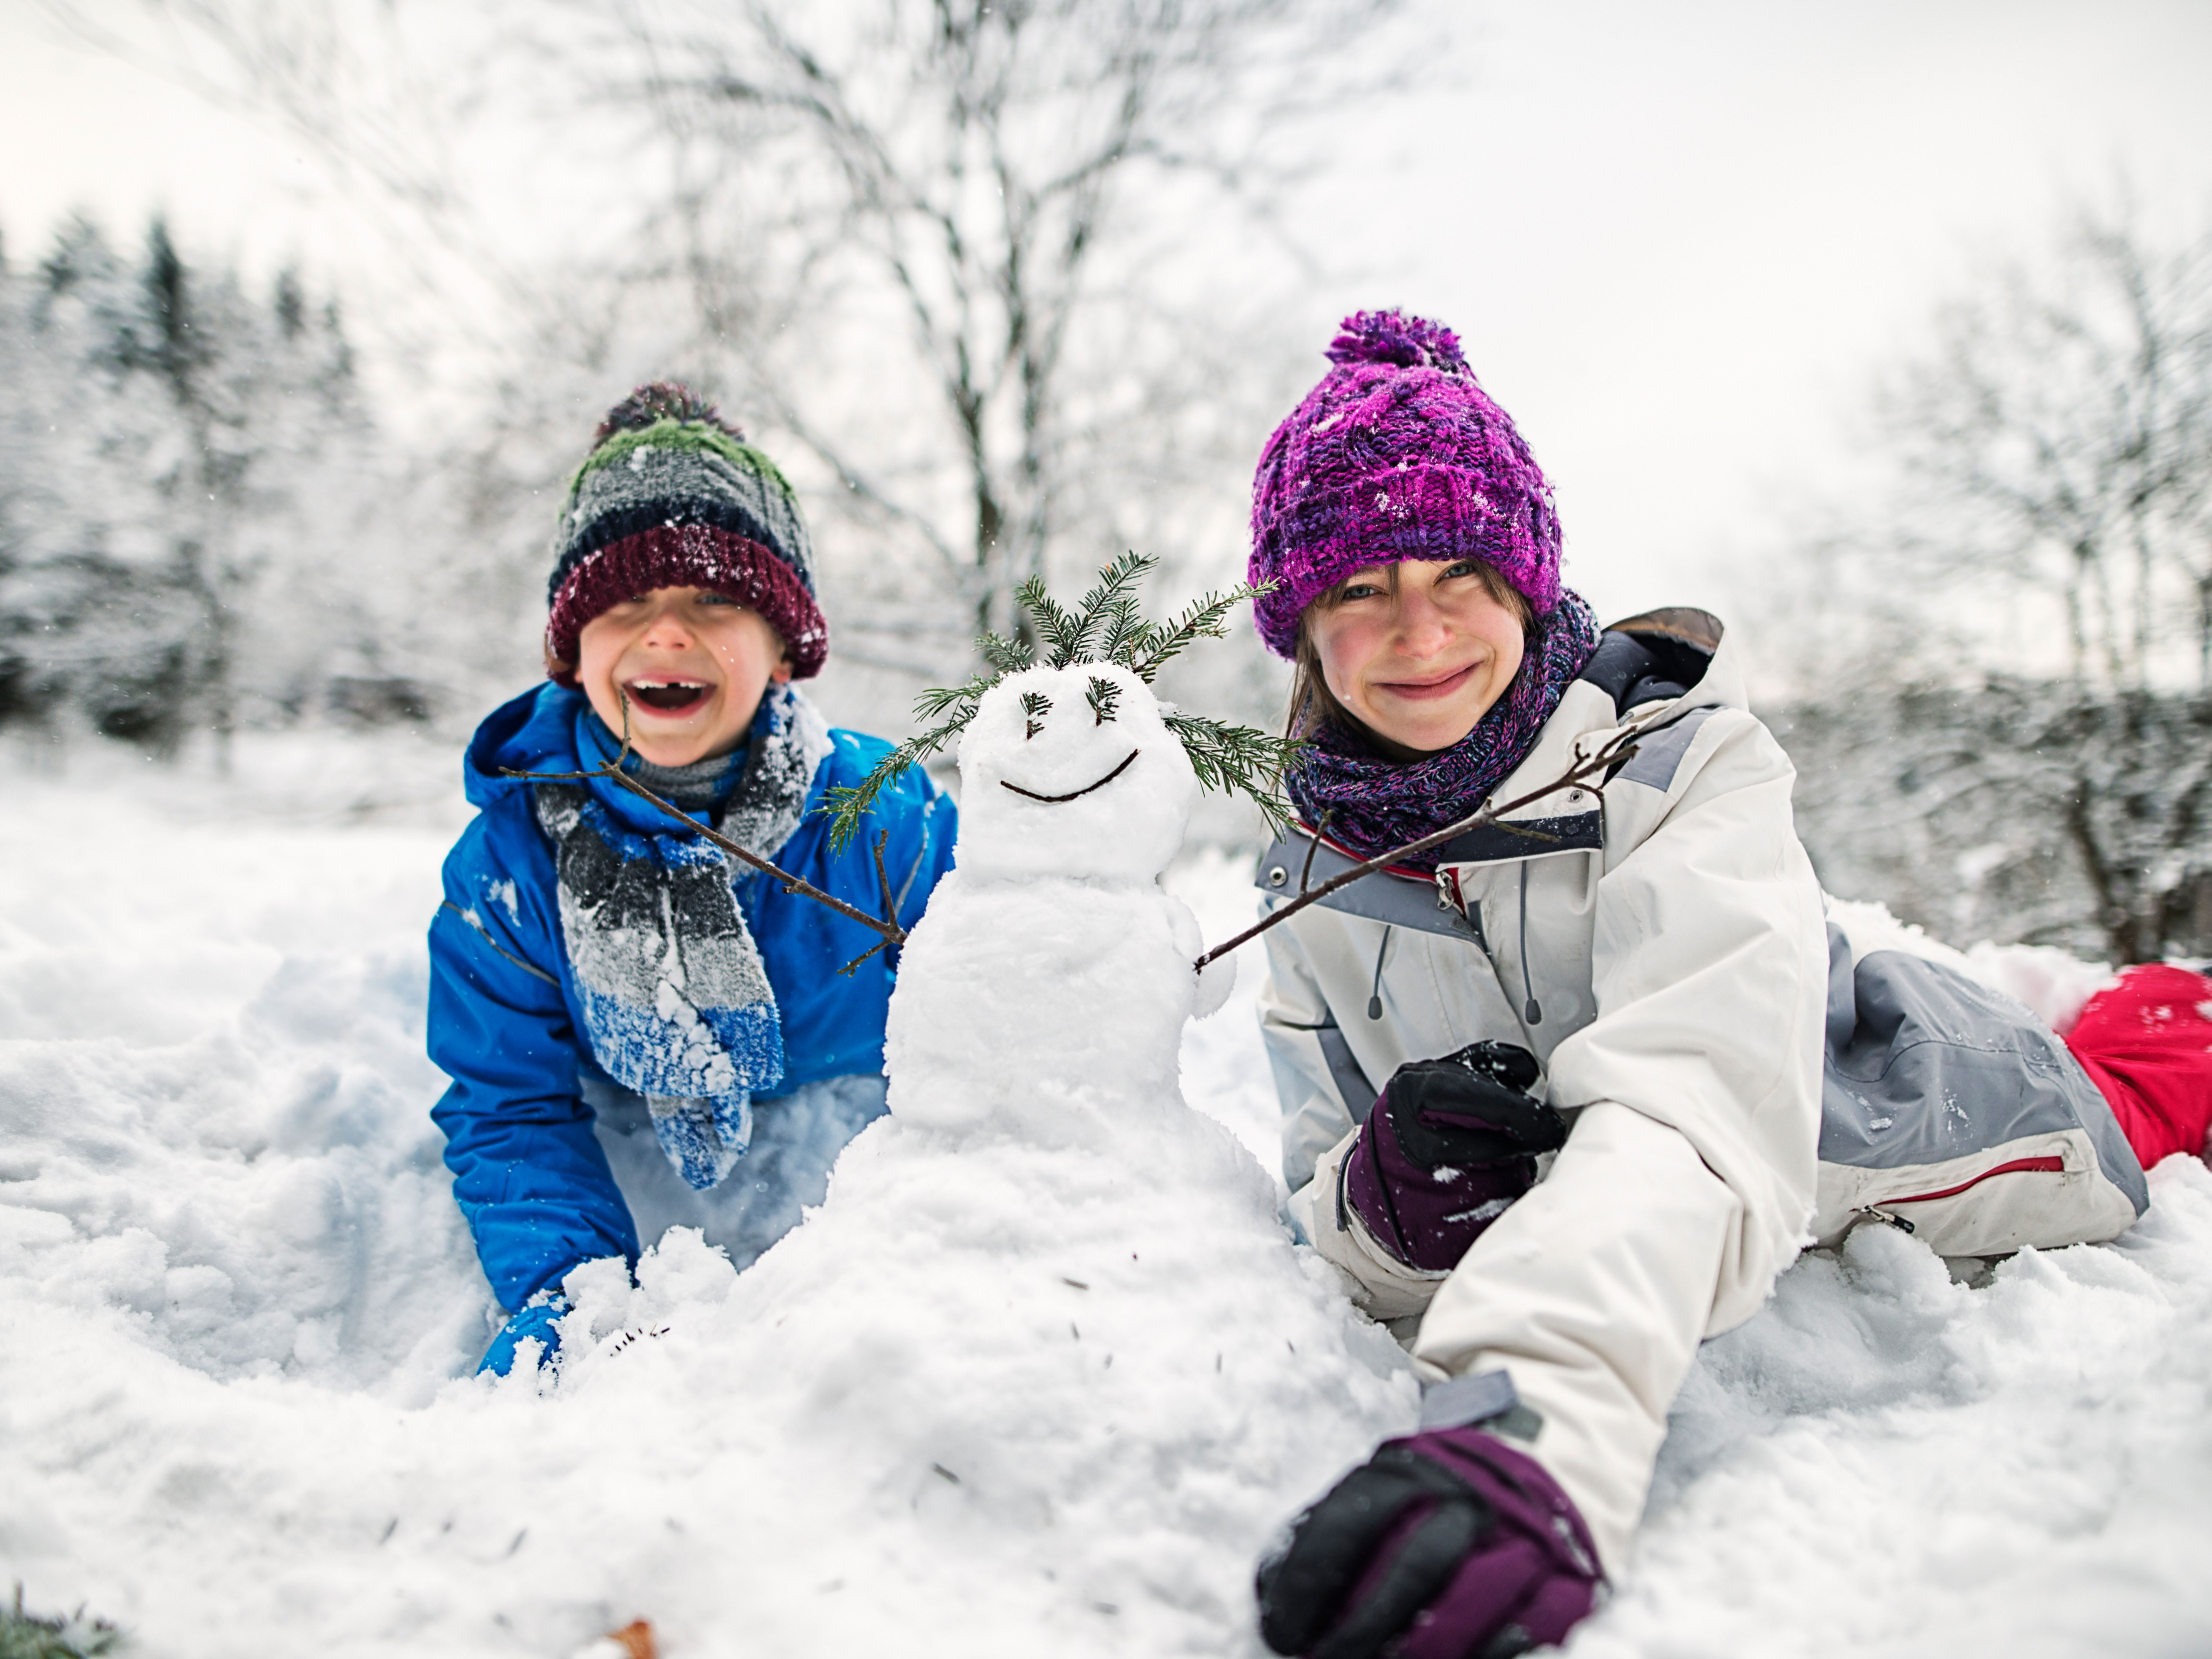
1287, 590, 1601, 872
534, 683, 833, 1189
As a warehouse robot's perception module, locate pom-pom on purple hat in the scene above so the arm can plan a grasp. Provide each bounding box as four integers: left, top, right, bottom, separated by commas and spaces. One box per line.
1248, 309, 1562, 658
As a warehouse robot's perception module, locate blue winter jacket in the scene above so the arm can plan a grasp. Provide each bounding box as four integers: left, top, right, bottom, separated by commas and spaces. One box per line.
428, 683, 957, 1311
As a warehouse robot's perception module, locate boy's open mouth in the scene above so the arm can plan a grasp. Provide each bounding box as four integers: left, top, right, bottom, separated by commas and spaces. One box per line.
625, 679, 712, 715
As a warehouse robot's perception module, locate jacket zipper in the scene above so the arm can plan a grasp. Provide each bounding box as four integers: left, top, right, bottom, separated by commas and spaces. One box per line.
1882, 1155, 2067, 1206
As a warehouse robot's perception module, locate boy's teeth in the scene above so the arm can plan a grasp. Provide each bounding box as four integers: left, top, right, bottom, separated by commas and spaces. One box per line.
628, 679, 711, 711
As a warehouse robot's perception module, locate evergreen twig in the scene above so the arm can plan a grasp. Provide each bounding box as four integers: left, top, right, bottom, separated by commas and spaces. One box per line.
3, 1584, 123, 1659
823, 555, 1301, 849
1162, 712, 1303, 836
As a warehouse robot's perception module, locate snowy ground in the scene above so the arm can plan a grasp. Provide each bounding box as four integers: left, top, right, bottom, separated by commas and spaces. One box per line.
2, 735, 2210, 1656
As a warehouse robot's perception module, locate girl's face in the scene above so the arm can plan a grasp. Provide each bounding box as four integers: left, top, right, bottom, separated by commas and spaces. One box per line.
1305, 559, 1526, 758
576, 586, 792, 767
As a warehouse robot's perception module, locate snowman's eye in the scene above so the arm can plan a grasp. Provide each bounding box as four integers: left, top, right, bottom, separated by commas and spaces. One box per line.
1086, 676, 1121, 726
1020, 691, 1052, 739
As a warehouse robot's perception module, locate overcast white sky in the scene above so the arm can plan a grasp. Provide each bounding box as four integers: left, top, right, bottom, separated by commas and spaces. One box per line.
4, 0, 2211, 625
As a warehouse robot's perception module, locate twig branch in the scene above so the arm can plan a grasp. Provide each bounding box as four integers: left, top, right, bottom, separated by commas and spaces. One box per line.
870, 830, 897, 929
1298, 809, 1329, 895
498, 693, 907, 955
1192, 725, 1648, 971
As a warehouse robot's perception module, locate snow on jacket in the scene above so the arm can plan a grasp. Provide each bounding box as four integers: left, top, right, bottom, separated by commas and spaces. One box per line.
1261, 607, 2130, 1577
428, 682, 957, 1314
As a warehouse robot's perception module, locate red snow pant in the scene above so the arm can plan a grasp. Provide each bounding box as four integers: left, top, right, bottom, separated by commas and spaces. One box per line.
2064, 964, 2212, 1168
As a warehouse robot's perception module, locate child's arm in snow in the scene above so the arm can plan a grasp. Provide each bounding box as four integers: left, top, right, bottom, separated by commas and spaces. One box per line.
1411, 708, 1827, 1576
427, 817, 640, 1313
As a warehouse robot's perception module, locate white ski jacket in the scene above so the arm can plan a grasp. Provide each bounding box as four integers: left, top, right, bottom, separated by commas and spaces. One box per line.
1260, 610, 1828, 1576
1258, 609, 2149, 1578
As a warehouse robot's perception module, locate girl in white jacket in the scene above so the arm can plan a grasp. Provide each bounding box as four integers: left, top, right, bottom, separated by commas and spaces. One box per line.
1245, 311, 2197, 1659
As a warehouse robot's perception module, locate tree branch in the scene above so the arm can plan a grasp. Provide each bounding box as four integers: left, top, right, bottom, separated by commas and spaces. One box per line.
1193, 722, 1649, 971
497, 695, 907, 954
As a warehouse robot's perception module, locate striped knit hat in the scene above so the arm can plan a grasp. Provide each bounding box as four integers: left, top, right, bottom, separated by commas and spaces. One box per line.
1248, 310, 1561, 659
545, 383, 828, 683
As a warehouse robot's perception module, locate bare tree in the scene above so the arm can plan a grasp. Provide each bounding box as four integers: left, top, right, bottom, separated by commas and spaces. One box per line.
571, 0, 1404, 659
69, 0, 1408, 704
1777, 203, 2212, 962
1778, 678, 2212, 963
1879, 204, 2212, 691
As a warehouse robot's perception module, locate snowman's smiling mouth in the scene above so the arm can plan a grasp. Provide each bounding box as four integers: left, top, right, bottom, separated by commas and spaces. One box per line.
999, 748, 1140, 803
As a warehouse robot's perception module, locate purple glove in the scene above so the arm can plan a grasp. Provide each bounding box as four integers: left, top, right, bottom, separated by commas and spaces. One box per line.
1257, 1418, 1602, 1659
1341, 1043, 1567, 1272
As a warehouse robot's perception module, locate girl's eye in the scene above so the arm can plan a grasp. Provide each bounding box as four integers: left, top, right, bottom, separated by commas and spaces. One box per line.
1440, 561, 1480, 581
697, 592, 738, 607
1340, 583, 1383, 602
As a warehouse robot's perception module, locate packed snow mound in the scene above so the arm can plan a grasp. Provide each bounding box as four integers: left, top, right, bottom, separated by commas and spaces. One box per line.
1591, 1158, 2212, 1659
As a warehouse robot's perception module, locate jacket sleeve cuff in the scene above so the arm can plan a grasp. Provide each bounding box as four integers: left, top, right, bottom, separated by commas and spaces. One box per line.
1295, 1126, 1452, 1321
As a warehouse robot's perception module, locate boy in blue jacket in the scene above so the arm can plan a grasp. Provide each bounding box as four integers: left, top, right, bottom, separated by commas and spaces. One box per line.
429, 383, 956, 1375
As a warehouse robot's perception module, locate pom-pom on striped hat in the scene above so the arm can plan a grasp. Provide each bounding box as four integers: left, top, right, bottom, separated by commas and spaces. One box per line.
544, 382, 828, 683
1247, 310, 1562, 658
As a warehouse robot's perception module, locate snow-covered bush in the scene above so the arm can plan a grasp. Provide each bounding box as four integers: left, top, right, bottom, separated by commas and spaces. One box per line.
1775, 677, 2212, 962
0, 216, 426, 754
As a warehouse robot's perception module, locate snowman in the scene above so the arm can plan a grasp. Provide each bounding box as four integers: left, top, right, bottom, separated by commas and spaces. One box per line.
542, 601, 1411, 1652
883, 660, 1234, 1143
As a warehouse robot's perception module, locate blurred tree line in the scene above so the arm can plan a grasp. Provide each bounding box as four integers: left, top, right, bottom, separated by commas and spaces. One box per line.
0, 214, 449, 759
50, 0, 1399, 769
1774, 207, 2212, 964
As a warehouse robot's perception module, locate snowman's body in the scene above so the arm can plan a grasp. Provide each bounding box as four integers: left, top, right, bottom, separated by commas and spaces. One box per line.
546, 663, 1406, 1653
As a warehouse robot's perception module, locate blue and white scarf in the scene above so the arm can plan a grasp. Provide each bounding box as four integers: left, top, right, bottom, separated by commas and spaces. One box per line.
534, 684, 833, 1189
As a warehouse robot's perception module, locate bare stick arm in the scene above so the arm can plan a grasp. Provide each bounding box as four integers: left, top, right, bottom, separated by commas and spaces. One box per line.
1191, 726, 1645, 971
494, 763, 908, 950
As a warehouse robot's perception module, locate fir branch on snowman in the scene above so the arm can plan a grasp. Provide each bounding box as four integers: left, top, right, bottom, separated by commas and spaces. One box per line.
823, 554, 1302, 850
1, 1584, 123, 1659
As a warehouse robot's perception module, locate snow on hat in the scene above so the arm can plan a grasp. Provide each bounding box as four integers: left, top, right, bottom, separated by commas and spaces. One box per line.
544, 382, 828, 683
1246, 309, 1562, 659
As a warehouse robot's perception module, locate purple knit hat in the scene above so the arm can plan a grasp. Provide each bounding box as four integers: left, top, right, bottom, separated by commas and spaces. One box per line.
1248, 309, 1562, 657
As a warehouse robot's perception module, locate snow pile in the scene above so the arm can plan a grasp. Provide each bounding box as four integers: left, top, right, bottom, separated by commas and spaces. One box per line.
2, 738, 2208, 1657
1593, 1159, 2212, 1658
0, 756, 485, 1400
0, 711, 1409, 1657
1963, 940, 2117, 1036
512, 661, 1411, 1649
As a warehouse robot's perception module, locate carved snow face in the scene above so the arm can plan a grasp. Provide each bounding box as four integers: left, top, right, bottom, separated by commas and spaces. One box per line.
953, 663, 1198, 883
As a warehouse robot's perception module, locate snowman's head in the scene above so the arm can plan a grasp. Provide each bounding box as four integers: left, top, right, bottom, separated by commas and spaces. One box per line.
954, 662, 1197, 883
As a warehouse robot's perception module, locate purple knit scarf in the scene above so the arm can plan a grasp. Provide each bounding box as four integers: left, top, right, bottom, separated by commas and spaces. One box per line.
1287, 590, 1601, 871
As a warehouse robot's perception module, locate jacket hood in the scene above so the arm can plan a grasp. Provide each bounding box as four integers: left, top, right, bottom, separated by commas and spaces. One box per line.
463, 684, 576, 810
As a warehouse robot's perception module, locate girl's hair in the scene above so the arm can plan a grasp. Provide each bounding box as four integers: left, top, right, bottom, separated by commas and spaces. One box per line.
1284, 560, 1532, 742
